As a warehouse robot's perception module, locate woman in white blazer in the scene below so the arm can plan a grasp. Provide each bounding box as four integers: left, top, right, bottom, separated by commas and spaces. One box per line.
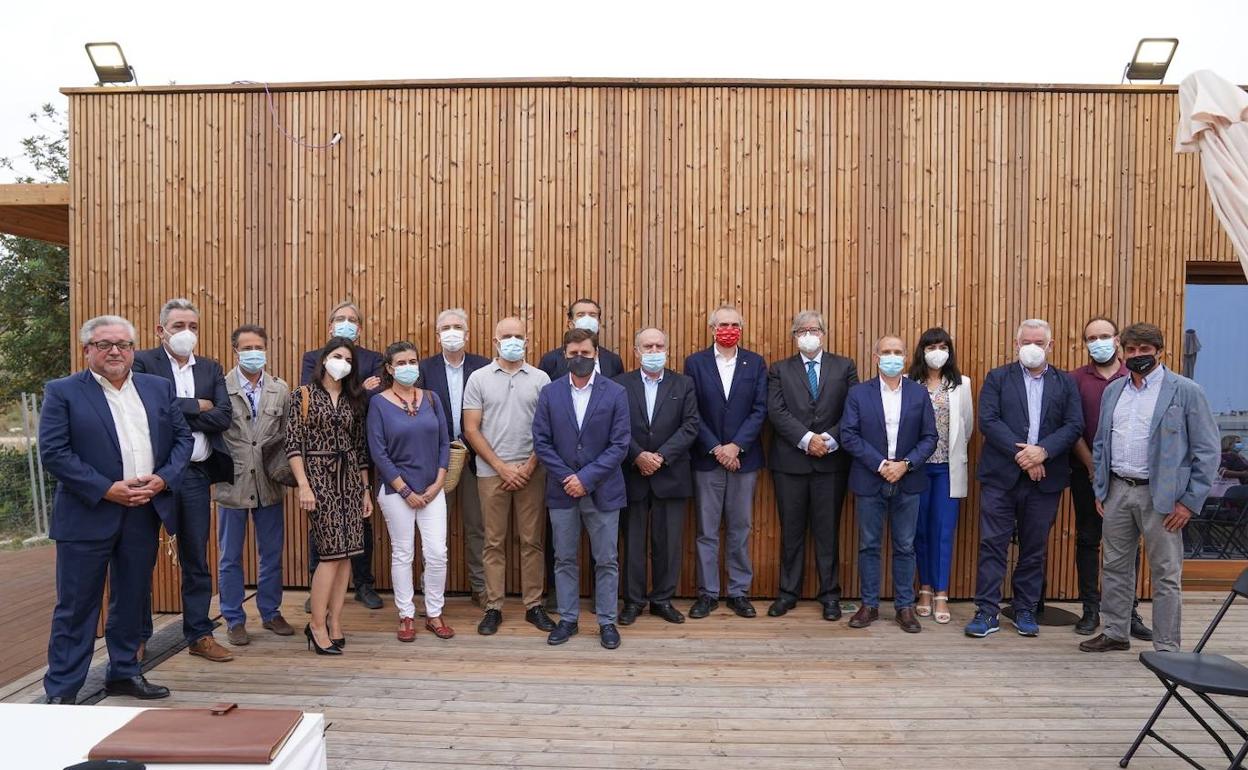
907, 327, 974, 624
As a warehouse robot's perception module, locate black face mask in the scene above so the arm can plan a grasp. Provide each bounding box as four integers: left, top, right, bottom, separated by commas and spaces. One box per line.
1125, 354, 1157, 375
567, 355, 596, 377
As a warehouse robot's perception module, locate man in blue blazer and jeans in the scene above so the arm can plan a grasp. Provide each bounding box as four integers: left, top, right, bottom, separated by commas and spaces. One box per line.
39, 315, 193, 703
532, 328, 632, 649
841, 335, 938, 633
683, 305, 769, 619
966, 319, 1083, 638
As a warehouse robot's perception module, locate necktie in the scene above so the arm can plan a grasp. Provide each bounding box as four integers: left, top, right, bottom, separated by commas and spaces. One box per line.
806, 361, 818, 399
245, 388, 257, 422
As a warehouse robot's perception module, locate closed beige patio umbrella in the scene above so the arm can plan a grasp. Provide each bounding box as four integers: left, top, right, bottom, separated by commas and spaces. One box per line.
1176, 70, 1248, 279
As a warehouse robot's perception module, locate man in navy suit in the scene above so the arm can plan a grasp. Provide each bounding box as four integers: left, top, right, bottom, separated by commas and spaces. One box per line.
966, 319, 1083, 639
132, 298, 235, 663
841, 335, 938, 633
532, 328, 632, 649
298, 299, 384, 610
418, 307, 491, 605
683, 305, 768, 620
39, 315, 193, 703
537, 298, 626, 380
614, 327, 700, 626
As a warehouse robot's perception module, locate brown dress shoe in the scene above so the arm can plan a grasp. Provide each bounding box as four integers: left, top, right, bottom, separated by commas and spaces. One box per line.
848, 605, 879, 628
188, 636, 234, 662
262, 614, 295, 636
1079, 633, 1130, 653
895, 607, 922, 633
226, 624, 250, 646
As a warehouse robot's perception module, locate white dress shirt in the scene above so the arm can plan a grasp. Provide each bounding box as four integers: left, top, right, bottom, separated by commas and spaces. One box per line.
880, 376, 904, 469
167, 350, 210, 462
91, 371, 155, 479
715, 347, 737, 400
1021, 363, 1047, 446
1111, 365, 1165, 479
570, 372, 596, 430
796, 352, 838, 454
444, 354, 465, 438
642, 370, 663, 422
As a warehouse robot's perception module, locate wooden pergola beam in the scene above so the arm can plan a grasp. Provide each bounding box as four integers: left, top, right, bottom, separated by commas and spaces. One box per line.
0, 184, 70, 246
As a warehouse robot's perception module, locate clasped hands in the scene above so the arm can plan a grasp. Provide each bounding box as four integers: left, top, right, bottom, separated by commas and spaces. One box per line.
1014, 442, 1048, 482
105, 474, 167, 507
806, 434, 831, 458
498, 461, 534, 491
635, 451, 664, 476
877, 460, 907, 484
712, 443, 742, 472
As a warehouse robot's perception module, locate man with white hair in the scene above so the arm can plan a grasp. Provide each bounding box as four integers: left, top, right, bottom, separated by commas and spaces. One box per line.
418, 308, 491, 605
965, 319, 1083, 639
39, 316, 193, 702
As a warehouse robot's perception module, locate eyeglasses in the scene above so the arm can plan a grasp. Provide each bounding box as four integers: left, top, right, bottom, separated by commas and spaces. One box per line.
88, 341, 135, 352
793, 328, 823, 336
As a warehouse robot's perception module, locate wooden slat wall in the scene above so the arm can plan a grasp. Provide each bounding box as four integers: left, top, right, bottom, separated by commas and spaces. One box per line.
65, 82, 1237, 612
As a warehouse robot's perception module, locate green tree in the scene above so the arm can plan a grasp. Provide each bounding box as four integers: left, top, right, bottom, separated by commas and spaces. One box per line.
0, 104, 70, 403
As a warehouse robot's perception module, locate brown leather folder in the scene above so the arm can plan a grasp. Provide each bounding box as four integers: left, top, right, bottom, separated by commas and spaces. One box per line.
88, 703, 304, 764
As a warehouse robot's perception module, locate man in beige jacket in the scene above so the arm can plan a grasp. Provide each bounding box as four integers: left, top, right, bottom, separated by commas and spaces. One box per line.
216, 324, 294, 645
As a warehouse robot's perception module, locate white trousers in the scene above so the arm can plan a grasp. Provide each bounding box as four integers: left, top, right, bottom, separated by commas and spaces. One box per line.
378, 487, 448, 619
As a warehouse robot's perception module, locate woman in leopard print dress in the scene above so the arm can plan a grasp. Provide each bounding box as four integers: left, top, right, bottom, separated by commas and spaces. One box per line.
287, 337, 372, 653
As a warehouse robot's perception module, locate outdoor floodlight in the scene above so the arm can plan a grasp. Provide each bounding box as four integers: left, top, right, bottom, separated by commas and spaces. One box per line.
85, 42, 136, 85
1125, 38, 1178, 82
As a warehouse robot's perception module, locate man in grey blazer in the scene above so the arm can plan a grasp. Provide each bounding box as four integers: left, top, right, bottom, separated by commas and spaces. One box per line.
765, 310, 858, 621
1080, 323, 1219, 654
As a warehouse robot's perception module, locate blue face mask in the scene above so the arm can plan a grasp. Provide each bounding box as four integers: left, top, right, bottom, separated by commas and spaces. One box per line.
392, 364, 420, 386
1236, 442, 1246, 453
640, 351, 667, 373
878, 354, 905, 378
238, 350, 266, 374
1087, 338, 1116, 364
332, 320, 359, 341
498, 337, 526, 362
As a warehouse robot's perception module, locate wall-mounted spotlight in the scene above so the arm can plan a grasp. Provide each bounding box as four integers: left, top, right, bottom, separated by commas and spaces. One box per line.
85, 42, 136, 85
1125, 38, 1179, 83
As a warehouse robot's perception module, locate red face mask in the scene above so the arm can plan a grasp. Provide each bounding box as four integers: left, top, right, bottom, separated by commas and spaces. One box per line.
715, 326, 742, 348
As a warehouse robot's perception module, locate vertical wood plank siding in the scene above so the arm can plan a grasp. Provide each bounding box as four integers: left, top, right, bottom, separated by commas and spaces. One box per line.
65, 82, 1237, 611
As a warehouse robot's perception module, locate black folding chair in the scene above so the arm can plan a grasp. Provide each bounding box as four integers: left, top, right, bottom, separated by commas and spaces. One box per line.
1120, 566, 1248, 769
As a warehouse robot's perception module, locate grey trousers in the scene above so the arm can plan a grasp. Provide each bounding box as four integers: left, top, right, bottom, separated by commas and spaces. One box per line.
1102, 478, 1184, 651
694, 469, 757, 598
550, 498, 620, 626
456, 463, 486, 594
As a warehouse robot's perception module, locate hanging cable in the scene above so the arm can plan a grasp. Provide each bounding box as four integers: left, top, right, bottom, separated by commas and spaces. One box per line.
233, 80, 342, 149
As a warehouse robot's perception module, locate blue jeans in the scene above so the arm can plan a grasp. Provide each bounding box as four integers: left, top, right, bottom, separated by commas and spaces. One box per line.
914, 463, 961, 592
856, 484, 920, 610
217, 503, 285, 628
550, 499, 620, 626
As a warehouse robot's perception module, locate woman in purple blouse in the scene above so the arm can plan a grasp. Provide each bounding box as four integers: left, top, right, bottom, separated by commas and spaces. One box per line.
367, 341, 452, 642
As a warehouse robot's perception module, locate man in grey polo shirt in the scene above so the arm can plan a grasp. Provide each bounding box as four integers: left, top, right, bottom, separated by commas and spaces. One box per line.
463, 316, 556, 636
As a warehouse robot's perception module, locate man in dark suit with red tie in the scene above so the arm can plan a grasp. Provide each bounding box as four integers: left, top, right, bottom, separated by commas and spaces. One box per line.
765, 310, 858, 621
614, 327, 700, 626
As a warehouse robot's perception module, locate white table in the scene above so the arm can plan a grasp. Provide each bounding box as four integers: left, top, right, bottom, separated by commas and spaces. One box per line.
0, 703, 327, 770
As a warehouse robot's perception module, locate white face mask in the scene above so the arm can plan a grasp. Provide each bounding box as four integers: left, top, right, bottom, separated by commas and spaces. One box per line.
324, 357, 352, 381
439, 328, 466, 352
167, 330, 197, 358
1018, 343, 1047, 369
924, 349, 950, 370
796, 333, 822, 355
573, 315, 600, 334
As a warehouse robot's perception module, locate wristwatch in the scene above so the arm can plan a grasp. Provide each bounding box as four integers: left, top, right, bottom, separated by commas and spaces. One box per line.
902, 459, 913, 473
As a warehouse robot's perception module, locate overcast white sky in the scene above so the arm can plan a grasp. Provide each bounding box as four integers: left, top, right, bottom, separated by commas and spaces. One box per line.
2, 0, 1247, 177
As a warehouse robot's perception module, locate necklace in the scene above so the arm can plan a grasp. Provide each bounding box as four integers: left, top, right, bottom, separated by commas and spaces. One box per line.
394, 388, 420, 416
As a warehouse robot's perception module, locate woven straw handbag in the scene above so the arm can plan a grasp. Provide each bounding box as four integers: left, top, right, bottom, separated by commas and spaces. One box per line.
444, 440, 469, 493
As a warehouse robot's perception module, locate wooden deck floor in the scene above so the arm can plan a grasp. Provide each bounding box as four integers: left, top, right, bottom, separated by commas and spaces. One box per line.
6, 590, 1248, 769
0, 545, 55, 688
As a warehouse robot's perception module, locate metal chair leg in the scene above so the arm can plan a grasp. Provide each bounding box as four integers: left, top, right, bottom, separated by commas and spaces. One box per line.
1121, 686, 1175, 767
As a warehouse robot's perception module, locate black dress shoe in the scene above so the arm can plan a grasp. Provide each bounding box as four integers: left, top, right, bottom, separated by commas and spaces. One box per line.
355, 584, 383, 610
767, 598, 795, 617
822, 602, 842, 621
1074, 605, 1099, 636
726, 596, 756, 618
526, 606, 557, 632
104, 675, 170, 700
477, 609, 502, 635
689, 595, 718, 619
40, 695, 71, 705
1130, 611, 1153, 642
600, 623, 621, 649
547, 620, 579, 645
619, 602, 643, 626
649, 601, 686, 624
